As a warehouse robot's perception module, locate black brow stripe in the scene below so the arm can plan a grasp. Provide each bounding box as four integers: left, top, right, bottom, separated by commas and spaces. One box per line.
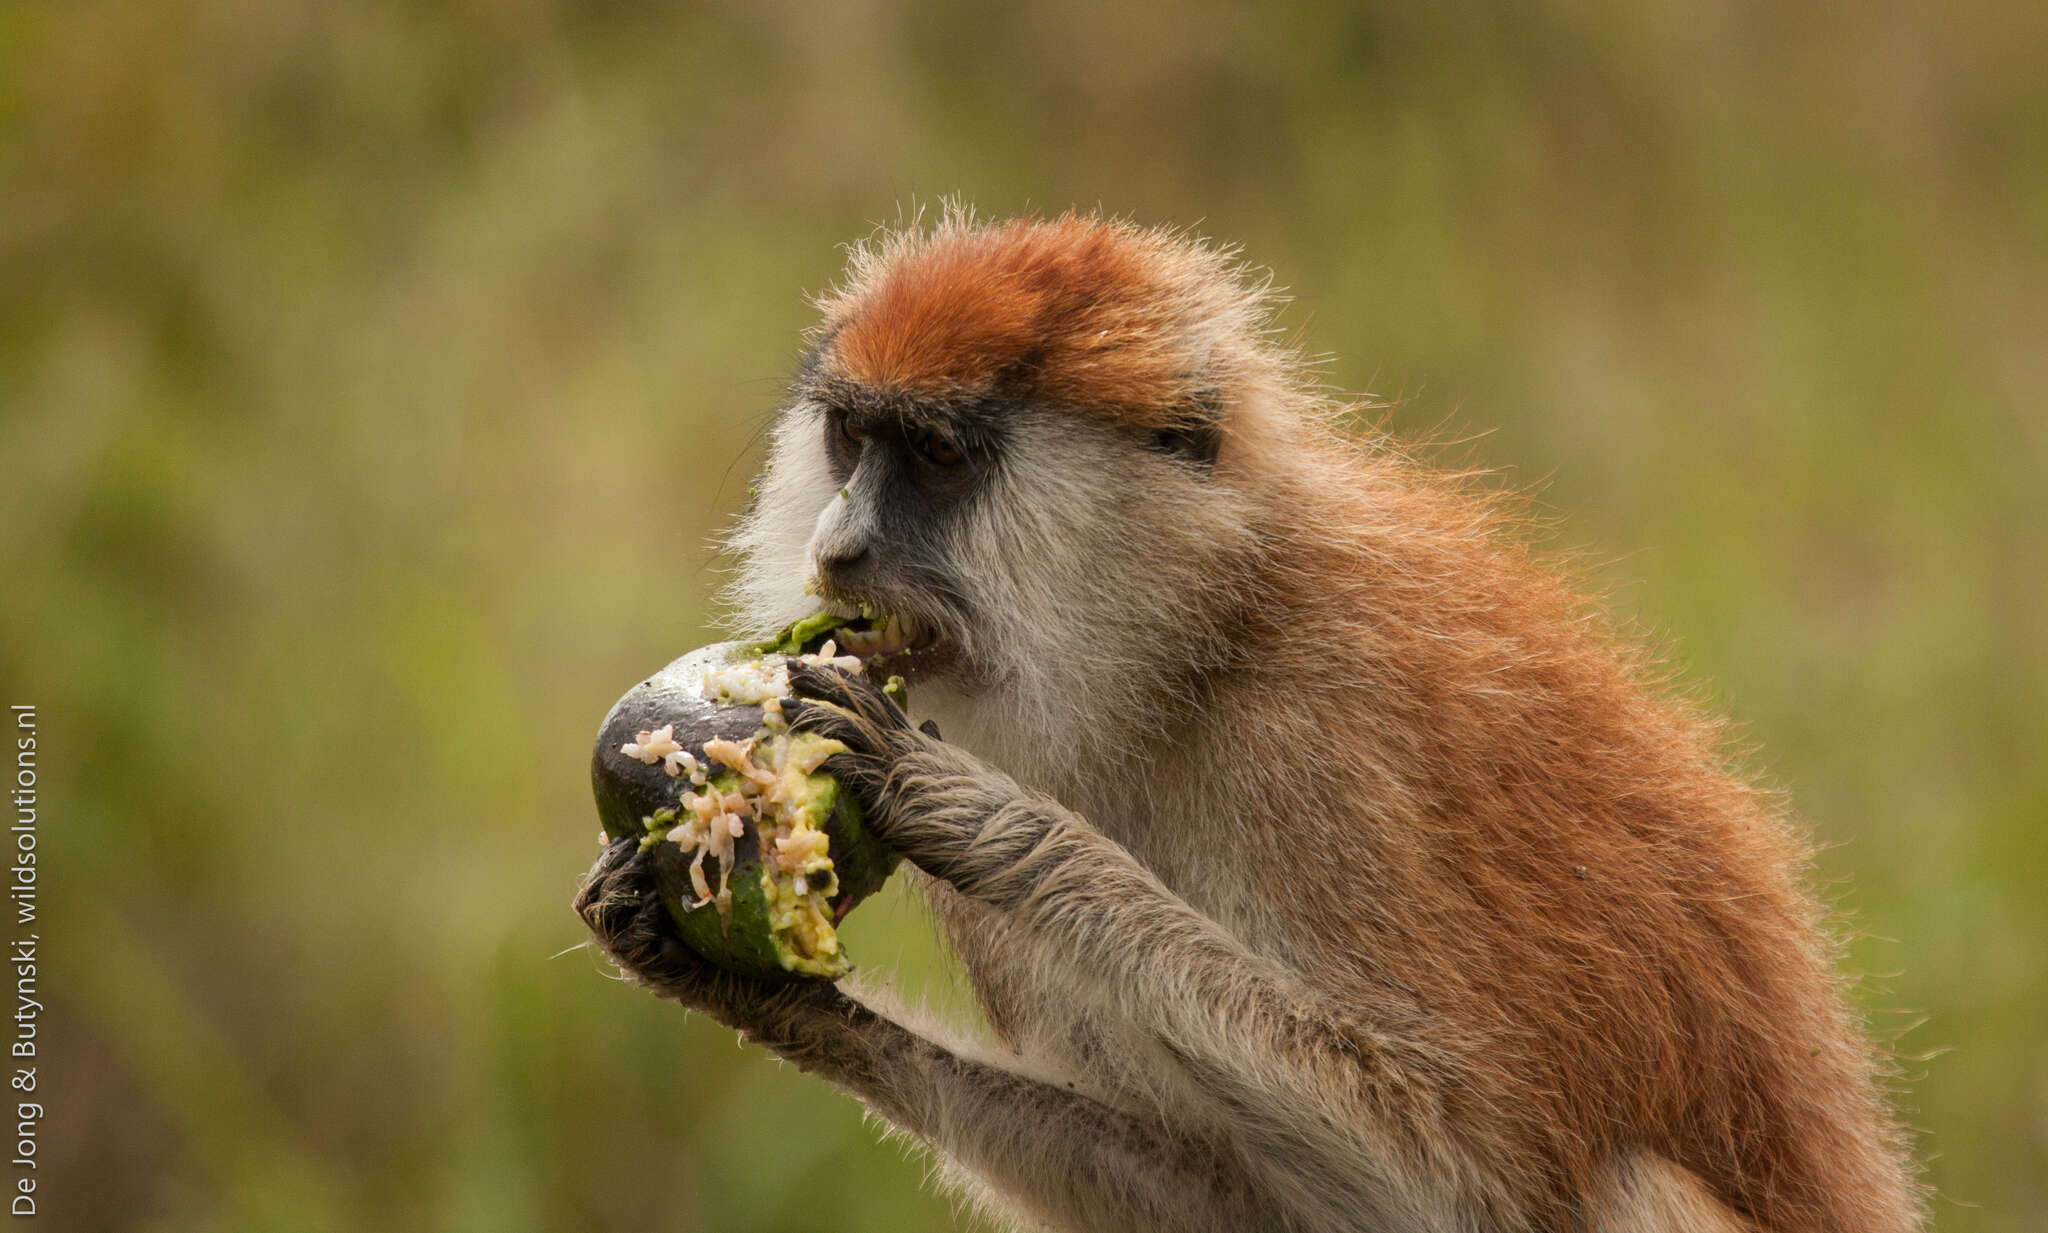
805, 375, 1015, 448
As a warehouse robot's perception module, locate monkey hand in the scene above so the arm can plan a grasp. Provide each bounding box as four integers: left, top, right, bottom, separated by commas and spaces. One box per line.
783, 661, 1056, 904
574, 833, 855, 1050
781, 659, 948, 819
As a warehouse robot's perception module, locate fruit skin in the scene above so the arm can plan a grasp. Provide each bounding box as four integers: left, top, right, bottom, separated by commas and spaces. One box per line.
589, 642, 897, 979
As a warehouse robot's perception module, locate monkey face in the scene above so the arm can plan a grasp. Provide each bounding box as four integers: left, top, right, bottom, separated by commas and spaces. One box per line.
729, 378, 1253, 764
799, 384, 993, 683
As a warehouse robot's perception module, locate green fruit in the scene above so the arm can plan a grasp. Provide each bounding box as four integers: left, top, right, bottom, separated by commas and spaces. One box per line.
590, 636, 897, 979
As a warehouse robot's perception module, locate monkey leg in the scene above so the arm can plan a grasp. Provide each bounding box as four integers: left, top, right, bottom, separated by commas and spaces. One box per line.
575, 836, 1286, 1233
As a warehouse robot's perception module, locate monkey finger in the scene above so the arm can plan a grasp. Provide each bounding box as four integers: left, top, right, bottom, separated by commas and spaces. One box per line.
814, 749, 884, 791
779, 697, 881, 753
813, 751, 898, 830
782, 659, 868, 708
574, 835, 655, 941
785, 660, 910, 731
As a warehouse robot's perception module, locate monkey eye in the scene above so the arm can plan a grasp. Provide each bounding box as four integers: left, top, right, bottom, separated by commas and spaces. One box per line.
1148, 423, 1222, 466
839, 414, 867, 447
913, 429, 964, 467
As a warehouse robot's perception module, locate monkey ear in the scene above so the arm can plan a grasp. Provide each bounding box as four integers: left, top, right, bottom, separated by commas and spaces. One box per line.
918, 719, 944, 741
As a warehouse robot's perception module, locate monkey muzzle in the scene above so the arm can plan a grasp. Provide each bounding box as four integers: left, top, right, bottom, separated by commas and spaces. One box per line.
808, 589, 974, 689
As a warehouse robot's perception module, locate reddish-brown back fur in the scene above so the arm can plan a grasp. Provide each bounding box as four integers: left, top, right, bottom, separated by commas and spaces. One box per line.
1224, 436, 1918, 1231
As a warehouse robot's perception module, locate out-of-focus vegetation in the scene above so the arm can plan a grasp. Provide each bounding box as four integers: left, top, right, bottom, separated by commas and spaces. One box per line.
2, 2, 2042, 1229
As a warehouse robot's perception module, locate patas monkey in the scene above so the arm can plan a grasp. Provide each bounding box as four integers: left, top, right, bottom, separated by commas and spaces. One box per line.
578, 212, 1920, 1233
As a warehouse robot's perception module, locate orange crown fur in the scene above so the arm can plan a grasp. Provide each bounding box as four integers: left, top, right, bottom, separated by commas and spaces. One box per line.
814, 213, 1279, 428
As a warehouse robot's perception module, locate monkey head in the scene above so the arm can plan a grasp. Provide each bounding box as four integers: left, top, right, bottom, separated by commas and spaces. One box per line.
724, 213, 1299, 762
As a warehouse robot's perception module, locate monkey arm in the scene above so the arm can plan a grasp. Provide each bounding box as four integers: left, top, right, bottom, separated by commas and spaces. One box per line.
784, 666, 1486, 1226
574, 835, 1281, 1233
872, 747, 1471, 1217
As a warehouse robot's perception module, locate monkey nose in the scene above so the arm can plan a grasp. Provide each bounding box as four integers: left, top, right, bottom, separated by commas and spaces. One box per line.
812, 542, 872, 592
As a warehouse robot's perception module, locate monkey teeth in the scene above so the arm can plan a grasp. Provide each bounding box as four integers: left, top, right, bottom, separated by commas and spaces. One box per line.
835, 611, 930, 657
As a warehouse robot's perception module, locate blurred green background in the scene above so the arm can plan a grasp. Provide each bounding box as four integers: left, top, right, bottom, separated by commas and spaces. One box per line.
3, 2, 2043, 1230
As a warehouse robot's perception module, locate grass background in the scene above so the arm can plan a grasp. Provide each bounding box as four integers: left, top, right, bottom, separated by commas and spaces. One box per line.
3, 2, 2043, 1229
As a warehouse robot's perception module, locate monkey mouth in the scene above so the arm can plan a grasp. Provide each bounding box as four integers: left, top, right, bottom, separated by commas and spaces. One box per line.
816, 601, 938, 659
834, 611, 932, 658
